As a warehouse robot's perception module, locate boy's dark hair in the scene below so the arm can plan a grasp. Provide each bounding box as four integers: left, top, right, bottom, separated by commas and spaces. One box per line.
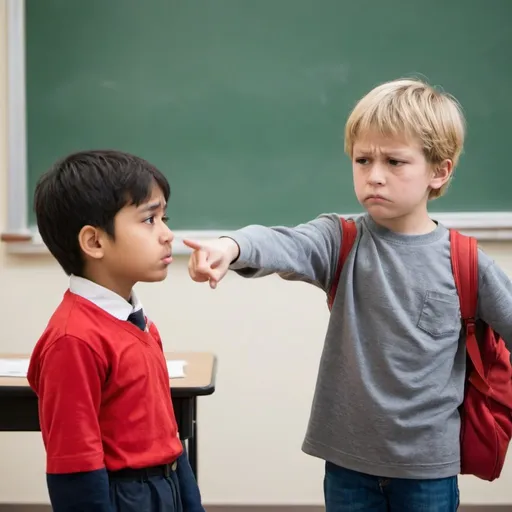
34, 150, 171, 277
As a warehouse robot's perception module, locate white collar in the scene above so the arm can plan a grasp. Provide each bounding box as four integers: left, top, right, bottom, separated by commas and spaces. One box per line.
69, 275, 143, 321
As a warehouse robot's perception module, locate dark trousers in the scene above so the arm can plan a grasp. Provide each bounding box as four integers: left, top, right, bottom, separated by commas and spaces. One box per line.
324, 462, 459, 512
109, 470, 183, 512
109, 447, 204, 512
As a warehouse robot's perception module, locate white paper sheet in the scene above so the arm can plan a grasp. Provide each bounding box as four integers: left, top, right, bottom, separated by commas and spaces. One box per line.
0, 358, 30, 377
166, 360, 187, 379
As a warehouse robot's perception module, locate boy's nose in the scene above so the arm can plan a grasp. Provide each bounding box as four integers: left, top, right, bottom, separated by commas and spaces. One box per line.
161, 225, 174, 244
367, 164, 385, 185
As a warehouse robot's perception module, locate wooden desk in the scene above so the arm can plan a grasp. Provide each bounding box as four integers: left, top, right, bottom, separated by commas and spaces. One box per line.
0, 352, 217, 480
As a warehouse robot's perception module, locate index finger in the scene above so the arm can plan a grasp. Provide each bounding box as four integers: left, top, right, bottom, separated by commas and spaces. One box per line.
182, 239, 203, 251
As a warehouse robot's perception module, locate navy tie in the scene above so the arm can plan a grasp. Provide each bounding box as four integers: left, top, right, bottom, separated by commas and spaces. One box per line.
127, 309, 146, 331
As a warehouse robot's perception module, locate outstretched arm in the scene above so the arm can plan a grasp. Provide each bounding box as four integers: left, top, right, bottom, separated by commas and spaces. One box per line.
186, 214, 342, 292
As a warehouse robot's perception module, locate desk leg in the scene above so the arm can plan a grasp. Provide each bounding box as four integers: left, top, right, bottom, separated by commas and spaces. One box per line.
188, 397, 198, 480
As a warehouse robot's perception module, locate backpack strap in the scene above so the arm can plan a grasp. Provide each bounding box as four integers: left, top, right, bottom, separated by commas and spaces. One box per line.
449, 229, 489, 391
327, 218, 357, 310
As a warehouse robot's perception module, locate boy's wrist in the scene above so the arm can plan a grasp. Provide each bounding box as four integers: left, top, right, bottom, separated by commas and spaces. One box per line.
219, 236, 240, 263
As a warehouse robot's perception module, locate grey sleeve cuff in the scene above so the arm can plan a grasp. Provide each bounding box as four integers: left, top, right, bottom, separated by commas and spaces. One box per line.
225, 232, 253, 270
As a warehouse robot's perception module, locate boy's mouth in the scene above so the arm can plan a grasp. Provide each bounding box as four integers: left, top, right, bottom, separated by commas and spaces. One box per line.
161, 253, 173, 265
365, 194, 390, 202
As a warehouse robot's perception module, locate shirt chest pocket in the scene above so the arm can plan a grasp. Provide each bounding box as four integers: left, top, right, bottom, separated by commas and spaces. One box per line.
417, 290, 461, 337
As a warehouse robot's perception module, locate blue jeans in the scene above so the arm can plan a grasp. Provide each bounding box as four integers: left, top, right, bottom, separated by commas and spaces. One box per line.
324, 462, 459, 511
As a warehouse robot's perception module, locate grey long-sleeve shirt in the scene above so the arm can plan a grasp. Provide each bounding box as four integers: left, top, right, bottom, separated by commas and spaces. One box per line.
229, 213, 512, 479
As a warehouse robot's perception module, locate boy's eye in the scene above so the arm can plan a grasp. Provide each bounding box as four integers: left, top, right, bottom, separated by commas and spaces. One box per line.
388, 159, 403, 166
144, 215, 169, 225
355, 157, 369, 165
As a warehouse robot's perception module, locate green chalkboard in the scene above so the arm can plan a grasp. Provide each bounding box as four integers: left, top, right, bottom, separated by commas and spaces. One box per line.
25, 0, 512, 230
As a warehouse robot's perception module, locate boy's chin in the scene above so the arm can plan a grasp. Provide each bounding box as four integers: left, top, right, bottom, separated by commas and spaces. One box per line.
363, 204, 397, 219
139, 269, 170, 283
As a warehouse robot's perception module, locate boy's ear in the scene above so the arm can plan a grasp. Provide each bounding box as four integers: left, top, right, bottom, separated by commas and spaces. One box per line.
78, 225, 106, 260
430, 159, 453, 191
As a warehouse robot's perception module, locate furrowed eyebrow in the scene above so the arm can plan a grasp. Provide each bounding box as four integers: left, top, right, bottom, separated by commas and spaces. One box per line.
139, 201, 166, 213
354, 148, 412, 158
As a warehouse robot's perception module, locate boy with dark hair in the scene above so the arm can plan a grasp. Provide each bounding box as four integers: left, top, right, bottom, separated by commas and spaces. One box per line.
27, 150, 204, 512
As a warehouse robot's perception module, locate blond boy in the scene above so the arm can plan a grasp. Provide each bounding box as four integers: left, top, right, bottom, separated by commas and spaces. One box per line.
186, 79, 512, 511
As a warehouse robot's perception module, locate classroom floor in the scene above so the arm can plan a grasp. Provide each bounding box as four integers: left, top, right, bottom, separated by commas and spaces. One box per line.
0, 505, 509, 511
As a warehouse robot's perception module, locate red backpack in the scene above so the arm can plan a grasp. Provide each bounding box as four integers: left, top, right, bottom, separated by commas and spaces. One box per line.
328, 217, 512, 481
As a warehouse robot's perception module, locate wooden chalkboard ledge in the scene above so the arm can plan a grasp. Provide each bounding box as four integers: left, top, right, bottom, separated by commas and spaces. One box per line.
0, 232, 33, 243
0, 231, 41, 254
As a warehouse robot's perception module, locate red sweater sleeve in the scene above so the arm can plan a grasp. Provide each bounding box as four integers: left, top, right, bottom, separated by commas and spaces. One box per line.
38, 336, 107, 474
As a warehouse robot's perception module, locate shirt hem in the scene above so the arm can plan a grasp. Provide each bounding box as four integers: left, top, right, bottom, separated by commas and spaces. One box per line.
47, 453, 105, 474
302, 437, 460, 479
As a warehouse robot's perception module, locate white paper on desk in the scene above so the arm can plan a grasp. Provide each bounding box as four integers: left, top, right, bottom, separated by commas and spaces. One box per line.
166, 360, 187, 379
0, 358, 30, 377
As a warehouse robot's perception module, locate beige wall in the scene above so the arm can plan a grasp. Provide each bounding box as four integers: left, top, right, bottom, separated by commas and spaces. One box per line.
1, 2, 512, 505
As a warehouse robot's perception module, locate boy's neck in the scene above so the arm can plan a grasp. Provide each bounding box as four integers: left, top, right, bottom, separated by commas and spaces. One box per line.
82, 266, 135, 302
370, 211, 437, 235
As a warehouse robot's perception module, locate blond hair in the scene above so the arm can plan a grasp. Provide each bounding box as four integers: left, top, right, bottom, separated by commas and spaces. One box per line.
344, 78, 466, 199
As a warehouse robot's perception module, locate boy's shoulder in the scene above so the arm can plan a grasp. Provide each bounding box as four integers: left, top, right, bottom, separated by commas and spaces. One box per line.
316, 212, 368, 236
476, 246, 496, 273
334, 215, 498, 275
32, 290, 139, 364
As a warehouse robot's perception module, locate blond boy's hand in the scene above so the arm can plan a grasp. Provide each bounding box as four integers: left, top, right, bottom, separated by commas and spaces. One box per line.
183, 238, 240, 289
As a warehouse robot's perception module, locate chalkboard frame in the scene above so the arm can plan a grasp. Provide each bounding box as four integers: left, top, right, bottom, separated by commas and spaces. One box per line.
2, 0, 512, 255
